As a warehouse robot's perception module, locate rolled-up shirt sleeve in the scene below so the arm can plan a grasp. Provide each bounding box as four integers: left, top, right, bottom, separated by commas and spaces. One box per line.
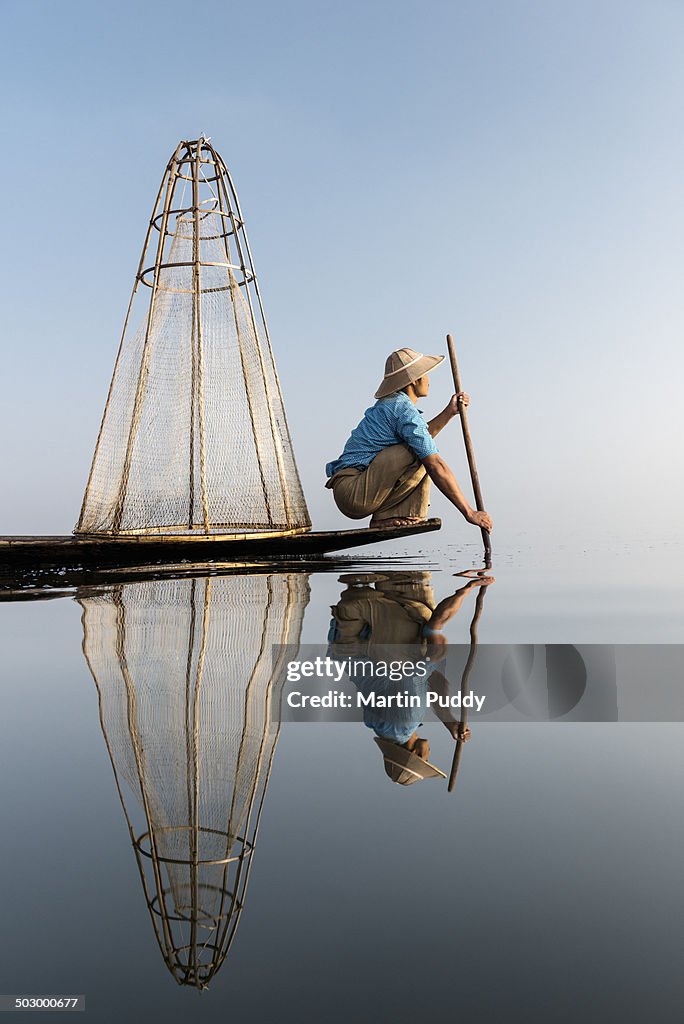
396, 403, 439, 459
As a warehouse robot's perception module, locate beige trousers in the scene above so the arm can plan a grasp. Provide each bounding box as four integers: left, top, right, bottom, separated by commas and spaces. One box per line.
326, 444, 430, 520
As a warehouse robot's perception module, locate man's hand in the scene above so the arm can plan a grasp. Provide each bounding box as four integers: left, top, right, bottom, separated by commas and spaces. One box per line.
466, 508, 493, 532
447, 722, 471, 742
465, 575, 495, 589
428, 393, 470, 437
448, 392, 470, 416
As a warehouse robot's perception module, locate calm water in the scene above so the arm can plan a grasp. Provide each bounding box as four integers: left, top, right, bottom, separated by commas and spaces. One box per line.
1, 530, 683, 1022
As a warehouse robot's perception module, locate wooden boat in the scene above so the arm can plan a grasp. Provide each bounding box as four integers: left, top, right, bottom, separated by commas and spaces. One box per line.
0, 518, 441, 571
2, 143, 445, 589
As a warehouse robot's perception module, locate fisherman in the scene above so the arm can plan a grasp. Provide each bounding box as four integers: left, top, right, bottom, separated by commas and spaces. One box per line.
325, 347, 493, 531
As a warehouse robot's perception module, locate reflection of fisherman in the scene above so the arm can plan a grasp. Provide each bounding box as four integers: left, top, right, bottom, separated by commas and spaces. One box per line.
328, 571, 493, 785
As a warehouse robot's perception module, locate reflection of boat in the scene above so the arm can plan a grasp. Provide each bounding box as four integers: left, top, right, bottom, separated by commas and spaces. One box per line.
79, 572, 309, 988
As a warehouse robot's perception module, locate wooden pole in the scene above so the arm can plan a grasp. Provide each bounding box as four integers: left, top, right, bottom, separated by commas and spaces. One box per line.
446, 333, 492, 566
448, 583, 488, 793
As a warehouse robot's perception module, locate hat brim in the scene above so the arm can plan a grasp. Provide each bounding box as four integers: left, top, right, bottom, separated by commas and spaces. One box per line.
373, 736, 447, 781
374, 353, 445, 400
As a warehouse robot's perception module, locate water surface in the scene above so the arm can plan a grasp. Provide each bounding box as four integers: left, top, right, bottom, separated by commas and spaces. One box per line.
1, 533, 682, 1021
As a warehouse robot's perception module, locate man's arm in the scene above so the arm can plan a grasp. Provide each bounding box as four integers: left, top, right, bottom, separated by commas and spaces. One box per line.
427, 392, 469, 438
421, 453, 493, 530
428, 578, 494, 629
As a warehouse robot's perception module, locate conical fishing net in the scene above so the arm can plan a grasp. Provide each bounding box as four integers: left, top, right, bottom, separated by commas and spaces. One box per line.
79, 572, 309, 986
76, 139, 310, 536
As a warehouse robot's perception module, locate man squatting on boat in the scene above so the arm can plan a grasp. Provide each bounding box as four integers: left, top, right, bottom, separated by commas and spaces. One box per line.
325, 347, 494, 531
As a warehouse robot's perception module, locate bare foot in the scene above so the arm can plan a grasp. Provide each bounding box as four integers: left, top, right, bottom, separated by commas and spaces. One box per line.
369, 516, 427, 530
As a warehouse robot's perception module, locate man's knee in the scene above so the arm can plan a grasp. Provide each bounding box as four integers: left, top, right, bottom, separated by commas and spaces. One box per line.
333, 494, 368, 520
328, 475, 372, 519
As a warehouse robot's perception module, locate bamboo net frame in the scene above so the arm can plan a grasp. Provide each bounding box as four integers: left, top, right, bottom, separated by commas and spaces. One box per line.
79, 572, 309, 987
75, 138, 310, 537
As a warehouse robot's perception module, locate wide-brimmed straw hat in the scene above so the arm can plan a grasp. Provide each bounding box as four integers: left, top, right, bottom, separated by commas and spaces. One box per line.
373, 736, 447, 786
374, 347, 445, 400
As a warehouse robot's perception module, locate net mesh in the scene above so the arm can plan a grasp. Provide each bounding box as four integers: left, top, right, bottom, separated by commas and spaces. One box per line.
76, 140, 310, 536
80, 572, 309, 987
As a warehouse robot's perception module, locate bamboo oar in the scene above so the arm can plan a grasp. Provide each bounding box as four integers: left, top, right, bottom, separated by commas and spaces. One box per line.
446, 333, 491, 567
448, 582, 488, 792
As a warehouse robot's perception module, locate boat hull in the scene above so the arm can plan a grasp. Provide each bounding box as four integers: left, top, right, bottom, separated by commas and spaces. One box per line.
0, 519, 441, 570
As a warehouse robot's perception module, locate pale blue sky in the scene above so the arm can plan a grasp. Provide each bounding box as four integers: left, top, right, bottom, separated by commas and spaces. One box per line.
1, 0, 682, 543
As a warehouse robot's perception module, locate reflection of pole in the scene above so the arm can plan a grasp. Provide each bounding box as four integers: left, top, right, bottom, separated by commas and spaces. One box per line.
446, 333, 491, 567
448, 585, 488, 793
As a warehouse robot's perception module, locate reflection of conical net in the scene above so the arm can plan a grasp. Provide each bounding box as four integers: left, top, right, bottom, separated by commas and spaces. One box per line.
76, 138, 310, 536
80, 573, 309, 987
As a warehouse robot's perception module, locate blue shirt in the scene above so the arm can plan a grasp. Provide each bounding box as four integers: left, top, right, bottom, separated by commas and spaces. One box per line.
326, 391, 439, 478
